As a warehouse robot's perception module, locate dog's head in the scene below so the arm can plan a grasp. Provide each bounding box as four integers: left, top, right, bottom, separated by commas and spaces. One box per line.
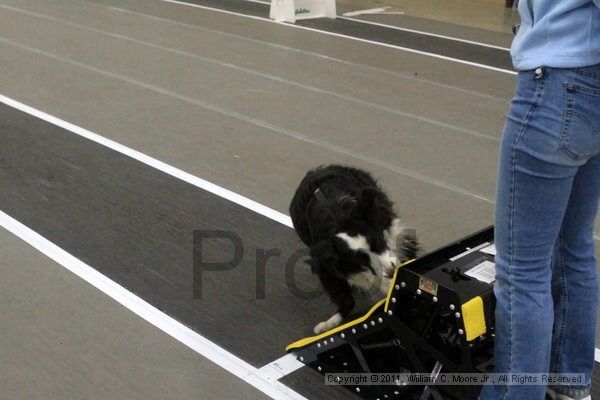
307, 188, 417, 279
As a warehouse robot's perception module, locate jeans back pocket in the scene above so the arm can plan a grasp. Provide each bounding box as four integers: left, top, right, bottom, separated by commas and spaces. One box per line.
559, 82, 600, 161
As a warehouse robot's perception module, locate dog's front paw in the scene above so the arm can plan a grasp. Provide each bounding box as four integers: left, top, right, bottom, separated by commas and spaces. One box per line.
313, 313, 343, 335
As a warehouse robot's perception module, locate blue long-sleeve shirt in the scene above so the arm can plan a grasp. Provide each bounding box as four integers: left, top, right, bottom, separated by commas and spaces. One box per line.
512, 0, 600, 70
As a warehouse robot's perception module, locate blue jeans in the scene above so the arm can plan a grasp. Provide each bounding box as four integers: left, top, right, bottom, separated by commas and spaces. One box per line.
480, 65, 600, 400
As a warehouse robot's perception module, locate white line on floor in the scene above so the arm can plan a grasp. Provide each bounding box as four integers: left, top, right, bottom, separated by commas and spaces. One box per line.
154, 0, 517, 75
341, 7, 405, 17
0, 40, 494, 203
0, 4, 498, 142
238, 0, 511, 51
0, 210, 306, 400
94, 2, 506, 102
238, 0, 272, 5
2, 0, 598, 373
338, 17, 511, 52
0, 94, 293, 228
1, 93, 599, 374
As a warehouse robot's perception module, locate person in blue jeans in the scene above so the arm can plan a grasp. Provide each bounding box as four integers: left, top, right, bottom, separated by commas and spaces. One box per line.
479, 1, 600, 400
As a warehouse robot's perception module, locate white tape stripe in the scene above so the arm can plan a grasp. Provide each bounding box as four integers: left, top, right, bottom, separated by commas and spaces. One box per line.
338, 16, 511, 51
240, 0, 511, 51
160, 0, 270, 22
0, 94, 293, 228
0, 4, 498, 142
0, 210, 306, 400
93, 2, 506, 102
3, 86, 598, 239
0, 41, 494, 203
154, 0, 517, 75
0, 94, 308, 384
239, 0, 271, 4
1, 73, 599, 382
342, 7, 404, 17
0, 46, 596, 237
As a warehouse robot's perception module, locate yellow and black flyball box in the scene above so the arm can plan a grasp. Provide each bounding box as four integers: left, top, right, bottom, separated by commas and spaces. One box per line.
286, 227, 496, 400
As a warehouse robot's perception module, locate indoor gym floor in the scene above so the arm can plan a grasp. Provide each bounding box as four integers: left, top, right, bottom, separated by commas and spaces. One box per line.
0, 0, 598, 399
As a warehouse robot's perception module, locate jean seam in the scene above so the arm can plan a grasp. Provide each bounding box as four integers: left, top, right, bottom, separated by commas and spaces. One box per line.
558, 84, 578, 160
502, 74, 545, 400
553, 228, 568, 375
567, 82, 600, 96
572, 67, 600, 81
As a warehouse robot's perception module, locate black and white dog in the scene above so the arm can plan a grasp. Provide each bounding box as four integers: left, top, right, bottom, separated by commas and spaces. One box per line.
289, 165, 419, 334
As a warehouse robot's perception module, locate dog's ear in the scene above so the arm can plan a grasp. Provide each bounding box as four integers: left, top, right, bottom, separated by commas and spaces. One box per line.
357, 187, 378, 206
353, 187, 378, 213
353, 187, 387, 225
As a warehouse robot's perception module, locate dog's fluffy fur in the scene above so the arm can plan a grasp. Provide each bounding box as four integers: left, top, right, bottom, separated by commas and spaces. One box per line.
289, 165, 419, 334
